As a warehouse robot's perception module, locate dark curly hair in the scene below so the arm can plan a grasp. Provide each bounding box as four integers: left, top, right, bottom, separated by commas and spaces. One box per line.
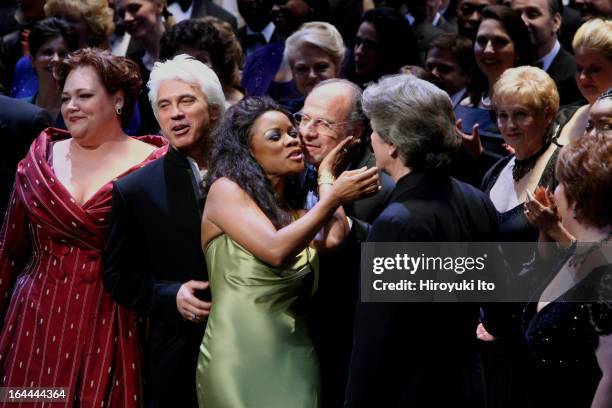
160, 19, 226, 78
204, 97, 302, 229
53, 48, 142, 128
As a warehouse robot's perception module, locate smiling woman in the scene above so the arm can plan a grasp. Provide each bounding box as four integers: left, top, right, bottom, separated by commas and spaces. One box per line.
24, 18, 78, 123
483, 66, 560, 241
0, 48, 166, 407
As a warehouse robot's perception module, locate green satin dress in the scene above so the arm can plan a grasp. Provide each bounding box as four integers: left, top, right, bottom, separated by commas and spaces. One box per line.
196, 233, 320, 408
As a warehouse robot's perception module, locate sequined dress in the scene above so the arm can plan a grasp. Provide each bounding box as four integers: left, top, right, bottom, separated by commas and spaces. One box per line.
524, 263, 612, 408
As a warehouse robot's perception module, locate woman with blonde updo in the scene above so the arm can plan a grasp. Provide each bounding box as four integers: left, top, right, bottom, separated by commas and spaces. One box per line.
556, 18, 612, 145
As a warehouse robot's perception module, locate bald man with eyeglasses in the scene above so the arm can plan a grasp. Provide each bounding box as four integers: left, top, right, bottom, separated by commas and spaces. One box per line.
295, 78, 394, 408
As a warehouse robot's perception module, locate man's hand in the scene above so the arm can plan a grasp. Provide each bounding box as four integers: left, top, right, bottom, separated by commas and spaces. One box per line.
176, 280, 211, 322
456, 119, 484, 158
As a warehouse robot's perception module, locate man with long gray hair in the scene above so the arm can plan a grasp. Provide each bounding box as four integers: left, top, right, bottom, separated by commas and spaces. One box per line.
345, 74, 499, 407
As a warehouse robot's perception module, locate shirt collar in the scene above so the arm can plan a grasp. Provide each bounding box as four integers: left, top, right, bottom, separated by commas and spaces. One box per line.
538, 40, 560, 72
246, 22, 276, 43
432, 12, 441, 27
167, 2, 193, 22
142, 51, 156, 72
450, 88, 467, 108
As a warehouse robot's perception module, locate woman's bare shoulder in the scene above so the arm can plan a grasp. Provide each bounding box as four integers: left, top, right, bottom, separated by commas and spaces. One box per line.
128, 136, 158, 155
208, 177, 251, 202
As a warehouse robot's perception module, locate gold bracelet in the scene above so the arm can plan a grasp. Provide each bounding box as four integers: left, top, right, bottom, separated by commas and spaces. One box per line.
317, 172, 335, 186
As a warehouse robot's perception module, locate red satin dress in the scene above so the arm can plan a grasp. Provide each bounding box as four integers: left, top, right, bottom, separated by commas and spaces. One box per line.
0, 128, 167, 407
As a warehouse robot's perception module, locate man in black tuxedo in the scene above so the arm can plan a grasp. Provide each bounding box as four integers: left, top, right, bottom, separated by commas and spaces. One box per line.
0, 95, 52, 221
345, 74, 499, 407
167, 0, 238, 29
103, 55, 225, 408
236, 0, 283, 57
510, 0, 583, 105
297, 79, 394, 408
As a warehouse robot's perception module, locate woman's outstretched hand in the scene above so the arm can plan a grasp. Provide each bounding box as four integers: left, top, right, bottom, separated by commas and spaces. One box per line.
456, 119, 483, 158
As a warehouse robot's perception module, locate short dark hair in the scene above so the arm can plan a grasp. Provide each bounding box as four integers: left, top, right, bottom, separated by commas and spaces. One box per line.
53, 48, 142, 128
429, 33, 475, 75
556, 132, 612, 229
29, 17, 78, 58
546, 0, 563, 17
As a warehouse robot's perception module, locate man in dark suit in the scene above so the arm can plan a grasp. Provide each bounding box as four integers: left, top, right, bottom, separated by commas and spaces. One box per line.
167, 0, 238, 29
103, 56, 225, 408
345, 74, 499, 407
237, 0, 283, 57
0, 95, 52, 221
510, 0, 583, 105
297, 79, 394, 408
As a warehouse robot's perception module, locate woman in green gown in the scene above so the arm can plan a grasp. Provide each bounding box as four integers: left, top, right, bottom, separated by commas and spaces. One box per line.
196, 97, 380, 407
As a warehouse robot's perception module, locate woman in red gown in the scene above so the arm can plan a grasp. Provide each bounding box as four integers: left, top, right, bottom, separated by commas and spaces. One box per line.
0, 48, 166, 407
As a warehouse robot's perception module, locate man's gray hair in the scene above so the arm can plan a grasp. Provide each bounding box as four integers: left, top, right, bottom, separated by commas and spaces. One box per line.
313, 78, 366, 124
147, 54, 226, 120
362, 74, 460, 171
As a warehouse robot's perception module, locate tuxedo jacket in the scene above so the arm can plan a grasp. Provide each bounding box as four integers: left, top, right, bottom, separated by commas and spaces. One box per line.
547, 46, 583, 106
0, 95, 52, 221
103, 147, 206, 408
345, 172, 499, 408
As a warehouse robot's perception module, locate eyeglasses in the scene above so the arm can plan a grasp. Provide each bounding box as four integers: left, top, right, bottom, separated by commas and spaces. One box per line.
293, 112, 350, 137
458, 3, 488, 16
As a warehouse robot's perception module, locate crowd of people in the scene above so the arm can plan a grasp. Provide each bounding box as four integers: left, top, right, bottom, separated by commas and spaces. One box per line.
0, 0, 611, 407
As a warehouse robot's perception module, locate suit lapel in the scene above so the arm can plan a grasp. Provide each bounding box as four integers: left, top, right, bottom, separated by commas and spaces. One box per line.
164, 148, 203, 224
191, 0, 206, 18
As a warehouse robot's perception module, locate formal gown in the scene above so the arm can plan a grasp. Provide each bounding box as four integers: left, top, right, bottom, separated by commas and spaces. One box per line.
479, 144, 559, 408
524, 261, 612, 408
0, 128, 166, 407
196, 233, 320, 408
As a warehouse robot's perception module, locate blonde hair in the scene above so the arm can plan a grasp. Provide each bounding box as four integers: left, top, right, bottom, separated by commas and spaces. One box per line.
284, 21, 345, 67
572, 18, 612, 61
493, 66, 560, 116
44, 0, 114, 47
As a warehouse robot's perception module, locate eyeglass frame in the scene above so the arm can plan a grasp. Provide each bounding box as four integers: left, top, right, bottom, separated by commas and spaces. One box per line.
293, 111, 353, 138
